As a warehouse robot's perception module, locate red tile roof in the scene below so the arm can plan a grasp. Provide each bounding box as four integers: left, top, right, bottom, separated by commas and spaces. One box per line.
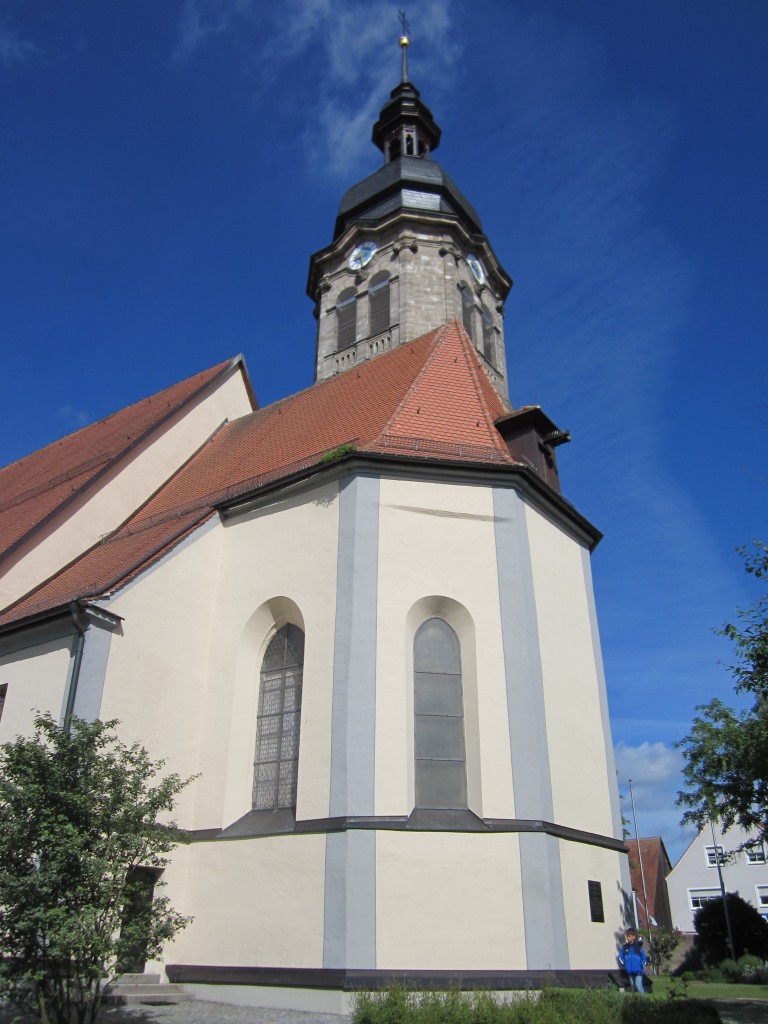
627, 837, 674, 930
0, 356, 249, 563
0, 323, 517, 628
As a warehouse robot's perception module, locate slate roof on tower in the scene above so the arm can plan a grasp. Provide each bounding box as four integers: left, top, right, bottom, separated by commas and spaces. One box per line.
0, 321, 595, 630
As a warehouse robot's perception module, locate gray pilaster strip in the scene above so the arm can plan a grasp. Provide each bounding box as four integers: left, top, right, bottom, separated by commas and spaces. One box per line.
328, 474, 379, 816
72, 623, 112, 722
323, 833, 348, 968
324, 474, 379, 969
493, 486, 569, 969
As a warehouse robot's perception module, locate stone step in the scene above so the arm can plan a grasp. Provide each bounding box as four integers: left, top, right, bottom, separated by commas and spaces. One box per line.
113, 973, 162, 985
104, 975, 194, 1005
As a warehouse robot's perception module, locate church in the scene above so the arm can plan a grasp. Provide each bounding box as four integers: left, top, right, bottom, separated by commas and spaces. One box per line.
0, 33, 629, 1013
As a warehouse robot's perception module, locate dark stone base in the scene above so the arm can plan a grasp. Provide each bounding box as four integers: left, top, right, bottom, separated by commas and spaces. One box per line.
166, 965, 623, 991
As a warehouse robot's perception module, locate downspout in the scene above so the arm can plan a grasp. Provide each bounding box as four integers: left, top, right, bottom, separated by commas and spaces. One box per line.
63, 602, 88, 733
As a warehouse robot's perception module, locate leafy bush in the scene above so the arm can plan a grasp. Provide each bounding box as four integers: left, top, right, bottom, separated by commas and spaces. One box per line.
351, 986, 720, 1024
693, 892, 768, 962
719, 953, 768, 984
645, 928, 682, 973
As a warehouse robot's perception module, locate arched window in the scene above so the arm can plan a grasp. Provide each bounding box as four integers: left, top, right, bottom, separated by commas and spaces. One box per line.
336, 287, 357, 351
414, 618, 467, 809
253, 624, 304, 810
459, 285, 475, 343
481, 306, 495, 365
368, 271, 391, 336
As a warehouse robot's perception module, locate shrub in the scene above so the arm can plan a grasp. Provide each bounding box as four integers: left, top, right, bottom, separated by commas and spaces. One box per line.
351, 986, 719, 1024
693, 892, 768, 962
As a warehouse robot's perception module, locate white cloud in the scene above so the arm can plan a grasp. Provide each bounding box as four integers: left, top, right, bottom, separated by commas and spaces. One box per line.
58, 404, 90, 431
172, 0, 461, 177
615, 741, 696, 863
0, 20, 41, 66
173, 0, 254, 62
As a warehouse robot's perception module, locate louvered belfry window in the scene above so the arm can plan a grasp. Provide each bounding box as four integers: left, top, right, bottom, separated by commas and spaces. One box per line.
481, 307, 495, 365
336, 287, 357, 351
414, 618, 468, 809
368, 271, 391, 336
460, 285, 475, 343
253, 624, 304, 810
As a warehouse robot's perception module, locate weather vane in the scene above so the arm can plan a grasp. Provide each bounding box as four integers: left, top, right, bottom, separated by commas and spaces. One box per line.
398, 10, 410, 81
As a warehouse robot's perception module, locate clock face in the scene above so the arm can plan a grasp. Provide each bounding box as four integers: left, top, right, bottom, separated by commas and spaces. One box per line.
467, 254, 485, 285
348, 241, 378, 271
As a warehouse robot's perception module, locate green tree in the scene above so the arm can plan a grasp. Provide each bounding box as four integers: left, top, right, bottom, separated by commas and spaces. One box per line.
0, 714, 193, 1024
645, 927, 682, 974
677, 542, 768, 847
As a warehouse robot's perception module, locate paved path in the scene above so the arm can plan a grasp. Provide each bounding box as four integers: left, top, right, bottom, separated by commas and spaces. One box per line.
714, 1002, 768, 1024
1, 1002, 348, 1024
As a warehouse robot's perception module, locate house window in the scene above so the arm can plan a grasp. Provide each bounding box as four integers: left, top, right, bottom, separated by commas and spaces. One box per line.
252, 624, 304, 810
746, 844, 767, 865
0, 683, 6, 721
588, 880, 605, 923
414, 618, 467, 809
336, 287, 357, 351
688, 888, 721, 910
459, 285, 475, 343
705, 844, 726, 867
368, 271, 391, 336
756, 886, 768, 918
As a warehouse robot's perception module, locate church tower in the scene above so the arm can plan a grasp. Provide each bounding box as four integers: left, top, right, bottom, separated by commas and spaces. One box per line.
308, 32, 512, 399
0, 24, 629, 1013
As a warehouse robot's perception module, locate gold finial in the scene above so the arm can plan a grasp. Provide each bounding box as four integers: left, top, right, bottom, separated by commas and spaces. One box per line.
398, 11, 410, 80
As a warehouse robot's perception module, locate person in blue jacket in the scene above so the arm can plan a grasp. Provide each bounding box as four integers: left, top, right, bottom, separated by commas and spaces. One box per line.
617, 927, 649, 993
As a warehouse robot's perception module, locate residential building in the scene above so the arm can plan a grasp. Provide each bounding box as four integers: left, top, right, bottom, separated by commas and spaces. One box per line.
666, 821, 768, 934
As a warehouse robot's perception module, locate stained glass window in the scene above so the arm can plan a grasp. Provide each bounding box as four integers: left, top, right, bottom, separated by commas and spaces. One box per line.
414, 618, 467, 809
253, 624, 304, 810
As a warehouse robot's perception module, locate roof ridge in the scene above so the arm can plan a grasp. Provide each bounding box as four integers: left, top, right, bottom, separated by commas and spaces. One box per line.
452, 323, 511, 459
371, 322, 455, 443
0, 355, 241, 478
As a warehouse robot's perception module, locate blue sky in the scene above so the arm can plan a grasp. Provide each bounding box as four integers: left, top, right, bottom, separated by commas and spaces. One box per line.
1, 0, 766, 862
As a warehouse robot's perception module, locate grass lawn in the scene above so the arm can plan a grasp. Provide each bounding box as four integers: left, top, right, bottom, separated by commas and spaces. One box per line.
651, 975, 768, 1000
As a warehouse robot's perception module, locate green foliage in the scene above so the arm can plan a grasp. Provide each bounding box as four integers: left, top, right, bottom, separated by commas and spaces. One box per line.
693, 892, 768, 963
318, 442, 357, 463
350, 985, 719, 1024
677, 542, 768, 845
645, 928, 682, 974
719, 954, 768, 984
0, 714, 193, 1024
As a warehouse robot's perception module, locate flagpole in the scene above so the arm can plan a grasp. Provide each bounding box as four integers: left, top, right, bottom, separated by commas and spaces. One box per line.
628, 778, 654, 962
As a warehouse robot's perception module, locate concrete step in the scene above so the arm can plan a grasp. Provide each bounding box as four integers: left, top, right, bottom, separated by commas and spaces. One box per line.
113, 974, 162, 985
105, 991, 196, 1005
105, 975, 194, 1005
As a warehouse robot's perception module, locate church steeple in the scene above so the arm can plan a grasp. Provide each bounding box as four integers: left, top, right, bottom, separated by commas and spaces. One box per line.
371, 32, 441, 162
307, 25, 512, 401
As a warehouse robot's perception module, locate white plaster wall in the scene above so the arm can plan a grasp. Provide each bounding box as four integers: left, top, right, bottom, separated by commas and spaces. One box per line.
100, 521, 225, 827
376, 831, 526, 968
0, 638, 71, 742
524, 505, 615, 837
559, 843, 626, 968
375, 478, 513, 820
160, 835, 326, 968
2, 368, 252, 609
203, 481, 340, 827
100, 479, 340, 833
